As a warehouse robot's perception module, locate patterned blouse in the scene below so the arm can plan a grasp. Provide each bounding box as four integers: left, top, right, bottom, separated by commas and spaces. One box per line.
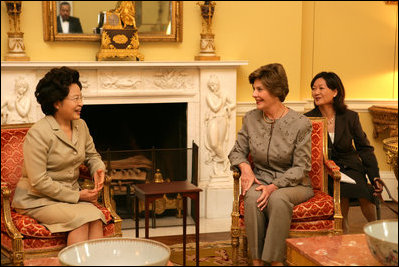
228, 108, 313, 188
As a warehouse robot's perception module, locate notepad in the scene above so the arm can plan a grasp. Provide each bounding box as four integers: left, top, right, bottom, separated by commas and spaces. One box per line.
340, 172, 356, 184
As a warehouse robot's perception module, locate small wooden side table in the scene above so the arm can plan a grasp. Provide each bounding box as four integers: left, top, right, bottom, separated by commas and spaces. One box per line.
286, 233, 382, 266
133, 181, 202, 266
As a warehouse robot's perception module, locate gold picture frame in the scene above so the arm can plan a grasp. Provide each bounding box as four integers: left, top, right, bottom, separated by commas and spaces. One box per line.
42, 1, 183, 42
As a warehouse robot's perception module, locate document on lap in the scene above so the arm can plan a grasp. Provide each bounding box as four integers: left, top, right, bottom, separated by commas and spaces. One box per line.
340, 172, 356, 184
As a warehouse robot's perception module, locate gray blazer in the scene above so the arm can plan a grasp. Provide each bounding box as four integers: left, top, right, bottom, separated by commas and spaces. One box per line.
12, 115, 105, 210
229, 108, 312, 188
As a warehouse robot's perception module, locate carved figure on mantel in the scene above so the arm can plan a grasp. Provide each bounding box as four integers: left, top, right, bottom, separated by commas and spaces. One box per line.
204, 75, 235, 177
1, 77, 31, 124
101, 72, 142, 89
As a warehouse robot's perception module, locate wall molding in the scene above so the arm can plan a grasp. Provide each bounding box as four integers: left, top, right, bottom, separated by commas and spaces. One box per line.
237, 99, 398, 116
380, 171, 398, 201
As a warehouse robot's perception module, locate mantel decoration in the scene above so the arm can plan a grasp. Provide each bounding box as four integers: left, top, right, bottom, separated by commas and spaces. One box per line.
96, 1, 144, 61
4, 1, 29, 61
195, 1, 220, 61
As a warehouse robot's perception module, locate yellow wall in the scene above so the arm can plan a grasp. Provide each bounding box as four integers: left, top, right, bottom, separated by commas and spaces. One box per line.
1, 2, 397, 99
1, 1, 398, 171
312, 1, 397, 100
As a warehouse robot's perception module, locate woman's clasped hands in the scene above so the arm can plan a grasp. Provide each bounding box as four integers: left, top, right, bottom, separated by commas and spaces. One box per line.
79, 169, 105, 203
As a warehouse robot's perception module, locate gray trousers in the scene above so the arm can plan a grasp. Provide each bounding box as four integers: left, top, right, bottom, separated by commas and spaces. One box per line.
244, 184, 314, 263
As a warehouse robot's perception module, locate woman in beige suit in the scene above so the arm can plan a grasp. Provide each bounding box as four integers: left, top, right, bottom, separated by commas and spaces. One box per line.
12, 67, 107, 246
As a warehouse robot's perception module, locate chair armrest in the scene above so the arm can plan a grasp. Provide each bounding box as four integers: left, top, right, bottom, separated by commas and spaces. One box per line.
101, 175, 122, 236
231, 169, 241, 246
1, 181, 23, 239
323, 156, 341, 181
101, 175, 120, 218
322, 156, 343, 234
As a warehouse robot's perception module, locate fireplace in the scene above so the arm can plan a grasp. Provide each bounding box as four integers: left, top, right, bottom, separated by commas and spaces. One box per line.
80, 103, 193, 218
81, 102, 191, 185
1, 61, 247, 218
81, 103, 187, 151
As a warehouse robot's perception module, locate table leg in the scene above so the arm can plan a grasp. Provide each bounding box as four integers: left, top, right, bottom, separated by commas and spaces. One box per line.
135, 196, 139, 238
152, 201, 156, 229
195, 193, 199, 266
126, 185, 132, 218
145, 198, 150, 239
183, 196, 187, 267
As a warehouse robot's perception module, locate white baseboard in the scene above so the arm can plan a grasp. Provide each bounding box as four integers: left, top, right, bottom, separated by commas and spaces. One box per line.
380, 171, 398, 201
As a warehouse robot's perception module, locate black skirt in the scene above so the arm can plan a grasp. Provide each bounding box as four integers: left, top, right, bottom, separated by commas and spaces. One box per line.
328, 168, 375, 204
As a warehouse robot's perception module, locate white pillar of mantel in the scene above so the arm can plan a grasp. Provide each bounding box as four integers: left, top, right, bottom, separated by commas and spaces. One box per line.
1, 61, 248, 218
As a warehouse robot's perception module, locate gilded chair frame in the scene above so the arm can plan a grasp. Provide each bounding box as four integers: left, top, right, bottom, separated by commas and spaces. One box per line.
1, 123, 122, 266
231, 117, 343, 263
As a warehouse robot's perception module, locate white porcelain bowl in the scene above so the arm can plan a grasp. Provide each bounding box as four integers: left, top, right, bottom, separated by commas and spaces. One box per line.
58, 237, 170, 266
363, 219, 398, 266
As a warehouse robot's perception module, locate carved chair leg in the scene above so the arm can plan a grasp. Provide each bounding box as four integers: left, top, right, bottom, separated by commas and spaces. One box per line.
231, 226, 240, 265
12, 251, 24, 266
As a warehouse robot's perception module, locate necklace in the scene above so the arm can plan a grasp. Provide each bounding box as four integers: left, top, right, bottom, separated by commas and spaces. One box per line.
327, 116, 335, 125
321, 110, 336, 126
263, 106, 286, 124
326, 113, 336, 126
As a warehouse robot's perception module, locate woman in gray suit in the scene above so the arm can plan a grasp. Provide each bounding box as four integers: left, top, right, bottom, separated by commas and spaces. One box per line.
305, 71, 383, 233
229, 63, 314, 266
12, 67, 106, 246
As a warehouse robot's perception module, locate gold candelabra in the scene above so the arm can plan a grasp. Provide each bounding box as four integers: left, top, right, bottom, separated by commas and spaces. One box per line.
4, 1, 29, 61
195, 1, 220, 61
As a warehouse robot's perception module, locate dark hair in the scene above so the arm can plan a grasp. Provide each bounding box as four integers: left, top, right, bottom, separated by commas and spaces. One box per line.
310, 72, 347, 114
35, 67, 82, 115
248, 63, 289, 102
60, 2, 71, 8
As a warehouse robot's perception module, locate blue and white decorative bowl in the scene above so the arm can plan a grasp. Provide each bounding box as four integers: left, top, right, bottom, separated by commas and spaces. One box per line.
58, 237, 170, 266
364, 219, 398, 266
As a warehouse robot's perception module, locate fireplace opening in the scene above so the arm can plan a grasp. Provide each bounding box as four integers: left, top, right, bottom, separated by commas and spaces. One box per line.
80, 103, 194, 220
81, 103, 187, 151
81, 102, 188, 180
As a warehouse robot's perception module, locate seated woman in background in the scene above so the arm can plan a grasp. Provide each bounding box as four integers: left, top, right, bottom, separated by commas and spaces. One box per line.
229, 63, 314, 266
304, 71, 383, 233
12, 66, 107, 246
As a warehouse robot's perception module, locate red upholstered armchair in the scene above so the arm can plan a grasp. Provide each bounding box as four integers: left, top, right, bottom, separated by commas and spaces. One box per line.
230, 117, 343, 263
1, 124, 122, 266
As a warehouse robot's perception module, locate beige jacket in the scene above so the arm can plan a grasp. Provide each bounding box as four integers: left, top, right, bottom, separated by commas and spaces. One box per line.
12, 115, 105, 209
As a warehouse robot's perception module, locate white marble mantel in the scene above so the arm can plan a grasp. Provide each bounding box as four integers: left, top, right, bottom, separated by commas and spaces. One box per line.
1, 60, 248, 218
